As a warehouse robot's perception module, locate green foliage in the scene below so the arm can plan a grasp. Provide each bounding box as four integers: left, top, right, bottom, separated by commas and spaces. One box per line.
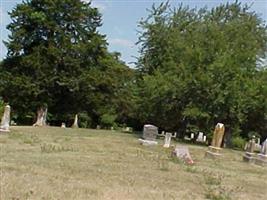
0, 98, 5, 117
136, 1, 267, 140
1, 0, 134, 127
78, 112, 92, 128
100, 113, 117, 128
231, 136, 246, 150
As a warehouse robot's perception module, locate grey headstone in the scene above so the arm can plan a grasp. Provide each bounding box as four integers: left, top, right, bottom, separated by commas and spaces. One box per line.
143, 124, 158, 141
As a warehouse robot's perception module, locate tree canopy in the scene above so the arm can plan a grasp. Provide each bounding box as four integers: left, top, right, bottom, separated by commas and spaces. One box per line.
0, 1, 266, 143
135, 1, 267, 141
0, 0, 133, 127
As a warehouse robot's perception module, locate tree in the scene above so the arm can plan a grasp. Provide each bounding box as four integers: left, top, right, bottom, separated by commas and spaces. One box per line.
0, 0, 133, 126
136, 1, 267, 141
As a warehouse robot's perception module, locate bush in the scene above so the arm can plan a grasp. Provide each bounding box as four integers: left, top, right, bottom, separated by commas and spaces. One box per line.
0, 98, 5, 117
78, 112, 92, 128
231, 136, 246, 150
100, 113, 117, 128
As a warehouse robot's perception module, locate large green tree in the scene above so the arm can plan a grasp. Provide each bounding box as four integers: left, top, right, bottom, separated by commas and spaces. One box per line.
0, 0, 133, 126
136, 2, 267, 141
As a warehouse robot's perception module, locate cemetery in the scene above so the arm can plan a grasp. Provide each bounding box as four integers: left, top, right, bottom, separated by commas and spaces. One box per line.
0, 0, 267, 199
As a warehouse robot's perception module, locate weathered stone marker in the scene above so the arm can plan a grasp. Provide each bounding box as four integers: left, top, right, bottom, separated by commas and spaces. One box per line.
139, 124, 158, 145
71, 114, 79, 128
142, 124, 158, 141
243, 136, 256, 163
205, 123, 225, 158
163, 132, 172, 148
61, 123, 66, 128
33, 107, 47, 127
255, 139, 267, 167
196, 132, 204, 142
172, 145, 194, 164
0, 105, 11, 132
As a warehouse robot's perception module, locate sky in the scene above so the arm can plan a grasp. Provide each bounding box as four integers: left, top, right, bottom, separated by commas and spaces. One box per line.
0, 0, 266, 67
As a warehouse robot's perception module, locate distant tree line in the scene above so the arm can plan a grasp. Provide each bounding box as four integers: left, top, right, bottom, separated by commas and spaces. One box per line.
0, 0, 266, 144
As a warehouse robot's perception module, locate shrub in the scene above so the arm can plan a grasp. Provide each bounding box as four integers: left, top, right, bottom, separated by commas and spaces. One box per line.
231, 136, 246, 150
100, 113, 117, 128
0, 98, 5, 117
78, 112, 92, 128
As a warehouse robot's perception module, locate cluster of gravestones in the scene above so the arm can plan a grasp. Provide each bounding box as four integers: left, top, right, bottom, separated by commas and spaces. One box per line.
0, 105, 79, 131
184, 132, 207, 143
1, 104, 266, 166
138, 123, 267, 167
243, 136, 267, 167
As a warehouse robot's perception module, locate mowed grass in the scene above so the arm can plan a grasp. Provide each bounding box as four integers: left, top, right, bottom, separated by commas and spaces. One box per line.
0, 126, 267, 200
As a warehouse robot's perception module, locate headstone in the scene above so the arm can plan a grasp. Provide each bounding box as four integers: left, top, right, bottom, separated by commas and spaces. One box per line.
138, 138, 158, 146
71, 114, 79, 128
0, 105, 11, 132
243, 137, 256, 163
190, 133, 194, 139
139, 124, 158, 146
172, 145, 194, 164
205, 123, 225, 158
163, 132, 172, 148
255, 138, 261, 152
96, 125, 101, 129
260, 139, 267, 155
142, 124, 158, 141
196, 132, 204, 142
255, 139, 267, 167
122, 127, 133, 133
61, 123, 66, 128
203, 135, 207, 142
33, 107, 47, 127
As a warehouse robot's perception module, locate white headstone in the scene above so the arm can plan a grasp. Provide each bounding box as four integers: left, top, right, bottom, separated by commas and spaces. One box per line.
261, 139, 267, 155
203, 135, 207, 142
0, 105, 11, 132
190, 133, 194, 139
163, 132, 172, 148
61, 123, 66, 128
71, 114, 79, 128
196, 132, 204, 142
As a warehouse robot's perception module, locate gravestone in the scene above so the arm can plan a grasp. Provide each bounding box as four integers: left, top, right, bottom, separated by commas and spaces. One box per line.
172, 145, 194, 164
255, 139, 267, 167
205, 123, 225, 158
163, 132, 172, 148
203, 135, 207, 142
61, 123, 66, 128
33, 107, 47, 127
196, 132, 204, 142
71, 114, 79, 128
243, 137, 256, 163
158, 131, 165, 137
142, 124, 158, 141
255, 138, 261, 152
0, 105, 11, 132
122, 127, 133, 133
190, 133, 194, 139
139, 124, 158, 145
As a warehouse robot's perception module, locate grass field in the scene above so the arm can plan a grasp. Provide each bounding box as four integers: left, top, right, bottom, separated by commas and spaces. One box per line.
0, 126, 267, 200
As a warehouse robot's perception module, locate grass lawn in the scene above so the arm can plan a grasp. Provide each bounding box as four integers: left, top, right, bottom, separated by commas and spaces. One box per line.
0, 126, 266, 200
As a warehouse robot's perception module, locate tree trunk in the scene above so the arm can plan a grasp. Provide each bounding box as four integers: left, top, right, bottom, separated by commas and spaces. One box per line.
33, 107, 47, 127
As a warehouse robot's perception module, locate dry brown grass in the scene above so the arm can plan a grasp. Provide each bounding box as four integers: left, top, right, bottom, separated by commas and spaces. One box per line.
0, 126, 266, 200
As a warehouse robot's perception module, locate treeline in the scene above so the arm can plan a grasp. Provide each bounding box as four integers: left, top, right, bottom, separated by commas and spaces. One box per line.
0, 1, 266, 143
